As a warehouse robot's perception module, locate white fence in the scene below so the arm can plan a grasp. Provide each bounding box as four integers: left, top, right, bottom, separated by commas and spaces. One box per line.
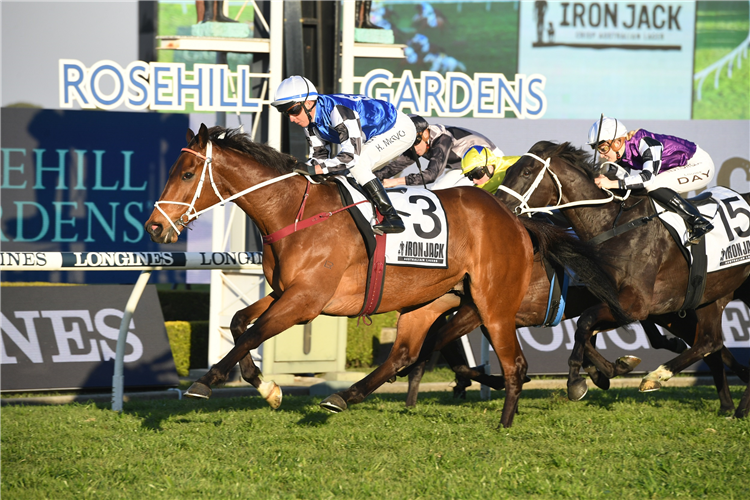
0, 251, 262, 411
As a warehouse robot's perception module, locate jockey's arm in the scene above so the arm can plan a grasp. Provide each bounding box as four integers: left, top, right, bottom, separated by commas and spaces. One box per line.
618, 137, 662, 190
375, 154, 416, 183
403, 134, 451, 185
308, 105, 363, 174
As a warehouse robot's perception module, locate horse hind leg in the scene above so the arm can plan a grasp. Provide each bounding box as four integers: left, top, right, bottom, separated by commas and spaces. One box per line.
703, 350, 735, 415
321, 294, 461, 413
735, 382, 750, 419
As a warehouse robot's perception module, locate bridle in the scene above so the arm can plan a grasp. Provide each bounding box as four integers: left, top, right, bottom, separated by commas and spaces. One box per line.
496, 152, 628, 216
153, 141, 297, 235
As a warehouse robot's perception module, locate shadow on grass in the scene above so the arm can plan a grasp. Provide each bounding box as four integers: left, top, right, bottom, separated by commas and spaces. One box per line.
115, 385, 747, 431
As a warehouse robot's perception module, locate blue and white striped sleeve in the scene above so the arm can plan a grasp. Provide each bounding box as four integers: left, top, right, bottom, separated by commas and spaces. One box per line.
620, 136, 662, 190
314, 105, 364, 174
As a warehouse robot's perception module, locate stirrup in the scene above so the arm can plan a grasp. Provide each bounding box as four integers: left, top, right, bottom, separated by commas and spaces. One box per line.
687, 222, 713, 245
374, 219, 405, 234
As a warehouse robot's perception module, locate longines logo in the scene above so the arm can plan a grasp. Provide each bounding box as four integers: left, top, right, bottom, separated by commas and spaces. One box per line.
532, 1, 686, 50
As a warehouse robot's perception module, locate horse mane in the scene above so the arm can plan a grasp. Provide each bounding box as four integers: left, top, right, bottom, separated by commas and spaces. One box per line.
528, 140, 598, 181
208, 126, 298, 175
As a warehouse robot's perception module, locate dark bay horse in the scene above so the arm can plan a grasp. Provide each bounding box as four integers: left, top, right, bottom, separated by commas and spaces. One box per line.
145, 125, 578, 428
496, 141, 750, 417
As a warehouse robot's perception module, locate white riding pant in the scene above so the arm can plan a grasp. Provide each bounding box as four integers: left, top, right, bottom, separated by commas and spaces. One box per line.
349, 111, 417, 185
646, 146, 715, 195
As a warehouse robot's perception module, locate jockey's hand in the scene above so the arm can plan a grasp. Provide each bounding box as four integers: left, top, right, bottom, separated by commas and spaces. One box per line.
314, 164, 324, 175
595, 175, 619, 190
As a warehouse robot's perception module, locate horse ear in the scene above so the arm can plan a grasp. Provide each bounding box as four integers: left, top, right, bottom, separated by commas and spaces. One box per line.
186, 128, 195, 144
196, 123, 209, 149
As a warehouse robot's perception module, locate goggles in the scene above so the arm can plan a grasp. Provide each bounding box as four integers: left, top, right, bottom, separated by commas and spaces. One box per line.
595, 141, 614, 155
283, 102, 304, 117
465, 167, 486, 181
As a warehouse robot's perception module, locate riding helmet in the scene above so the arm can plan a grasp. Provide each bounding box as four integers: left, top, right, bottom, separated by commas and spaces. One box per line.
271, 76, 319, 113
587, 116, 627, 145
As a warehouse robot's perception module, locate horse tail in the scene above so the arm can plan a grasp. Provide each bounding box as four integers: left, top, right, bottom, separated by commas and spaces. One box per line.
519, 217, 633, 325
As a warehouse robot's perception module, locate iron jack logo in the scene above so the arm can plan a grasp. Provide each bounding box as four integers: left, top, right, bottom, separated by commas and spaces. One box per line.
533, 1, 685, 51
397, 240, 445, 264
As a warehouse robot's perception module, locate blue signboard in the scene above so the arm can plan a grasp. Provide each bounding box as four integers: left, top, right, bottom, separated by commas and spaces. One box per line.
1, 108, 190, 283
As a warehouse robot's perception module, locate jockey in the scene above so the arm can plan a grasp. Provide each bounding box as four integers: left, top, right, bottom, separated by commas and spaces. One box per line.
271, 76, 416, 234
375, 115, 504, 190
460, 146, 520, 194
588, 116, 715, 244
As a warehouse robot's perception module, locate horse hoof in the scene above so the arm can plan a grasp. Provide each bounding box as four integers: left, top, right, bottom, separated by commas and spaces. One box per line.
639, 379, 661, 392
567, 379, 588, 401
184, 382, 212, 399
320, 393, 348, 413
258, 380, 283, 409
453, 387, 467, 399
615, 355, 641, 373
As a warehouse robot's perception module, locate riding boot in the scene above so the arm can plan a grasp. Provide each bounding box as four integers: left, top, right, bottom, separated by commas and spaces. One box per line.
362, 179, 405, 234
203, 1, 236, 23
650, 188, 714, 244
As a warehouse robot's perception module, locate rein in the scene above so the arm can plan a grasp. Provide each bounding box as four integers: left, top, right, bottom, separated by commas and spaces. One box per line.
496, 153, 626, 216
155, 140, 368, 243
153, 141, 297, 236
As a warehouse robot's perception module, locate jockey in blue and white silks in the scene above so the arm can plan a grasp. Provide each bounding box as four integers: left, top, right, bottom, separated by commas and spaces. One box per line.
271, 76, 416, 234
588, 116, 715, 244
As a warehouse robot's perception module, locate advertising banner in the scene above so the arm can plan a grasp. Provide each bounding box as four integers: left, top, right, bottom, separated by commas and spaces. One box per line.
1, 285, 178, 391
518, 1, 697, 119
467, 300, 750, 375
1, 108, 190, 283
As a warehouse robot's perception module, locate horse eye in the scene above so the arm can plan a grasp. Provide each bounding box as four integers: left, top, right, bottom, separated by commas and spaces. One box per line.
182, 172, 194, 181
522, 168, 532, 178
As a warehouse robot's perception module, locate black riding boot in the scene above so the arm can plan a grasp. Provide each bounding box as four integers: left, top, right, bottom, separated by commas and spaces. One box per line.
362, 179, 405, 234
650, 188, 714, 244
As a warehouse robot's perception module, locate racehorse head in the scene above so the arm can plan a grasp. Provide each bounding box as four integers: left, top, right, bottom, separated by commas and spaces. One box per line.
144, 124, 298, 244
496, 141, 601, 216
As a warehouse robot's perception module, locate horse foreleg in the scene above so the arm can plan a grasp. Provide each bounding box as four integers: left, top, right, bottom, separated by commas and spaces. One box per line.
186, 288, 328, 407
321, 294, 461, 412
568, 305, 619, 401
642, 319, 688, 353
229, 294, 276, 385
640, 307, 724, 392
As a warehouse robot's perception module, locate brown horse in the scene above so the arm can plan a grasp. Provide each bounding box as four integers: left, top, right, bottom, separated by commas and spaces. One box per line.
145, 125, 573, 428
496, 141, 750, 417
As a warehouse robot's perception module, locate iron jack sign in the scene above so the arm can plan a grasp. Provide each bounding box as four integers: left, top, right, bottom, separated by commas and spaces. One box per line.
59, 59, 263, 112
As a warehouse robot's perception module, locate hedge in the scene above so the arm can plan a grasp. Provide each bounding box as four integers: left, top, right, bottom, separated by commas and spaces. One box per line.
165, 321, 209, 376
346, 311, 398, 368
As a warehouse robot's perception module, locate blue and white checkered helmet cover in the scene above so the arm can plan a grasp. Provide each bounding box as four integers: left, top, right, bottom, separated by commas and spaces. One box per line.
271, 76, 319, 108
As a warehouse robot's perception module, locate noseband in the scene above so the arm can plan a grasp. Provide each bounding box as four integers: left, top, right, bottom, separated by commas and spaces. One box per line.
154, 141, 297, 235
496, 152, 623, 216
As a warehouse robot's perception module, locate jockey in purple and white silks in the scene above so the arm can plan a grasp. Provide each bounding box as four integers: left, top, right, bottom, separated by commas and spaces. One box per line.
588, 116, 715, 244
271, 76, 416, 234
